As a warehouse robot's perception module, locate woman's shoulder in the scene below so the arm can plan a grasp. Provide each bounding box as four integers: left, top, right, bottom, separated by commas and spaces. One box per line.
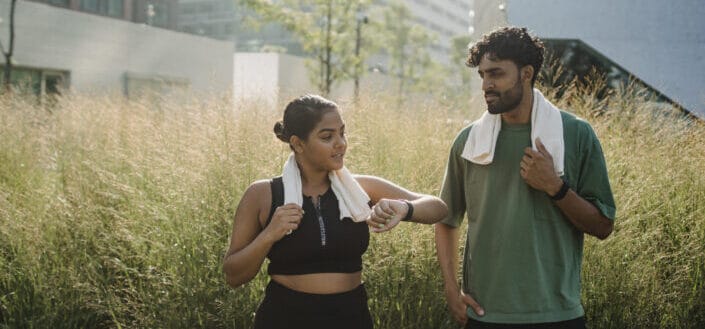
246, 179, 272, 193
238, 179, 274, 226
241, 179, 273, 208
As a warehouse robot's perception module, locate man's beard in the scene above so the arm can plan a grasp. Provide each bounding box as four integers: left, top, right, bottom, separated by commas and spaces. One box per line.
486, 79, 523, 114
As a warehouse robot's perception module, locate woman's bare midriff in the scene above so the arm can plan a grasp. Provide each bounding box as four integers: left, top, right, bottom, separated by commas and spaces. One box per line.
271, 272, 362, 294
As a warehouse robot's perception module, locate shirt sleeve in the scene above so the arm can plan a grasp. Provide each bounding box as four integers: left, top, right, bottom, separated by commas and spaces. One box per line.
439, 127, 471, 227
574, 121, 617, 221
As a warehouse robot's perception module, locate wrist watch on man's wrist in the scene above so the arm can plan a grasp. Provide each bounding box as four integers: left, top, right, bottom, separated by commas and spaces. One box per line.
550, 178, 570, 201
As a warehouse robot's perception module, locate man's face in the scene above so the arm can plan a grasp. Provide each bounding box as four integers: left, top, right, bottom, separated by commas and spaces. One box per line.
477, 54, 524, 114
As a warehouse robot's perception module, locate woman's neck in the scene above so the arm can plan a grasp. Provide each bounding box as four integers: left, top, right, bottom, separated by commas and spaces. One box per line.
296, 156, 330, 196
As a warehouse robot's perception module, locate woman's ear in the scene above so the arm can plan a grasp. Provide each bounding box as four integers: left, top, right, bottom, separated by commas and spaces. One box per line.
290, 135, 304, 153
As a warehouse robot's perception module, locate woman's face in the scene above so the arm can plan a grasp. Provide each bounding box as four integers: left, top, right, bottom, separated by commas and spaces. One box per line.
298, 109, 347, 172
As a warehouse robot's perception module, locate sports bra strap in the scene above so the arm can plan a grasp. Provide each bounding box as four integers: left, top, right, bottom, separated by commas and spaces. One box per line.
266, 176, 284, 225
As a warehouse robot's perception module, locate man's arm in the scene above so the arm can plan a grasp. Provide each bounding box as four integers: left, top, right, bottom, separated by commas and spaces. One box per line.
520, 139, 613, 239
549, 188, 613, 239
435, 223, 485, 324
436, 127, 486, 324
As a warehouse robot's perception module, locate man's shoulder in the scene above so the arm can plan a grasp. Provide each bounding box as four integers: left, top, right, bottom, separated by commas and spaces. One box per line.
560, 110, 595, 134
450, 124, 473, 151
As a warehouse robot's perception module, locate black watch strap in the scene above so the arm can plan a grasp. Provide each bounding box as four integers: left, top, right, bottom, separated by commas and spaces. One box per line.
550, 179, 570, 201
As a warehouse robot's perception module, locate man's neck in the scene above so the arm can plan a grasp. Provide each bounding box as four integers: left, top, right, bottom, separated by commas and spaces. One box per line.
501, 87, 534, 125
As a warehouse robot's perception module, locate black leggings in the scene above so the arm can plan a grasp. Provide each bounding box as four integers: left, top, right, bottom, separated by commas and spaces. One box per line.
253, 280, 374, 329
465, 316, 586, 329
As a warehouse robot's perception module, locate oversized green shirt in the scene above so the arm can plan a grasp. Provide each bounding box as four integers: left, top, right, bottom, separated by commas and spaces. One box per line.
440, 110, 616, 324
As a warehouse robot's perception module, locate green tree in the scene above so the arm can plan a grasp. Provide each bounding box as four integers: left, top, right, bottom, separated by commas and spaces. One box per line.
0, 0, 18, 92
450, 35, 473, 85
380, 0, 439, 104
241, 0, 376, 96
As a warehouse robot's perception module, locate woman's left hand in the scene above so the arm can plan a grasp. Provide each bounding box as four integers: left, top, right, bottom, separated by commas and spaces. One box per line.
366, 199, 409, 233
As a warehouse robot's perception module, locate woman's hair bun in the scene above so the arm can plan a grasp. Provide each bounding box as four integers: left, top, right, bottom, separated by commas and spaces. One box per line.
273, 120, 288, 143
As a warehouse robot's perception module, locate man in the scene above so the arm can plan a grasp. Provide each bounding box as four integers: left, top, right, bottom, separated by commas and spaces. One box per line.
435, 26, 616, 329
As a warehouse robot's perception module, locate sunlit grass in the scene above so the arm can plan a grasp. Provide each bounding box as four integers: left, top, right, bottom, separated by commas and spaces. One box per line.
0, 80, 703, 328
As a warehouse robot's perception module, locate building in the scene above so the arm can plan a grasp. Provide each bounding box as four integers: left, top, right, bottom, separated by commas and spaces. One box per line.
472, 0, 705, 119
178, 0, 303, 54
0, 0, 232, 97
25, 0, 180, 29
394, 0, 472, 64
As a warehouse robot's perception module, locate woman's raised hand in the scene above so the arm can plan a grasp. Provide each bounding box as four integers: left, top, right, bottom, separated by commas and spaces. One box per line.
263, 203, 304, 242
367, 199, 409, 233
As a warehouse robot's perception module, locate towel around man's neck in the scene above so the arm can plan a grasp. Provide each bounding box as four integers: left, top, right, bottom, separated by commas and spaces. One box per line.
282, 153, 372, 222
461, 88, 565, 176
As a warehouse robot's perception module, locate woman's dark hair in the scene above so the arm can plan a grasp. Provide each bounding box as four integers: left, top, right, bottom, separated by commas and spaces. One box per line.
467, 26, 544, 86
273, 94, 339, 145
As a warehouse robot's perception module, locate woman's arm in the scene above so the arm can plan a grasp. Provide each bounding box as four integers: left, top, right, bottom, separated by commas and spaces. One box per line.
356, 175, 448, 231
222, 181, 303, 288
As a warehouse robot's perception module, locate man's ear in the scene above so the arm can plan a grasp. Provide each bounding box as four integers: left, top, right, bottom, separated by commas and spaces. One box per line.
290, 135, 304, 153
521, 65, 534, 84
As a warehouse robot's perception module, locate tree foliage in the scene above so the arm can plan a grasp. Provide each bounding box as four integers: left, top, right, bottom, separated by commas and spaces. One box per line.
380, 0, 439, 102
450, 35, 473, 85
0, 0, 18, 92
241, 0, 377, 96
238, 0, 460, 98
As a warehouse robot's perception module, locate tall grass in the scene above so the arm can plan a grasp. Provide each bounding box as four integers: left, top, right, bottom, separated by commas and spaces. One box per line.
0, 80, 703, 328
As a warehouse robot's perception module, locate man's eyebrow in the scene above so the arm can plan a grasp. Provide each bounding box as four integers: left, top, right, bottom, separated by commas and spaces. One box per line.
483, 68, 502, 74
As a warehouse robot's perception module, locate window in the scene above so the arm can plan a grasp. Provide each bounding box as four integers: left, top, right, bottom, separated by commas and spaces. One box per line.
150, 2, 171, 28
0, 66, 41, 95
47, 0, 70, 7
80, 0, 99, 13
107, 0, 123, 18
80, 0, 124, 18
0, 66, 69, 98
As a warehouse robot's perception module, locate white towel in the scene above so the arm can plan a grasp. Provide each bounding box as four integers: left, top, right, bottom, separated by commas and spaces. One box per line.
461, 88, 565, 176
282, 153, 372, 222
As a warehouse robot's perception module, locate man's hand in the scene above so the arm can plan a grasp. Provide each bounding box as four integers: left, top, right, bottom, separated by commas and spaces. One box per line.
520, 138, 563, 195
445, 287, 485, 325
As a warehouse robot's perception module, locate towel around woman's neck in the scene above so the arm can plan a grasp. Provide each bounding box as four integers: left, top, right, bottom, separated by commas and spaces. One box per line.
282, 153, 372, 222
461, 88, 565, 176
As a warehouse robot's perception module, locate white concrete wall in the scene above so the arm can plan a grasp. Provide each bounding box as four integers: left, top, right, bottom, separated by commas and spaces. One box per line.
505, 0, 705, 118
277, 53, 316, 102
233, 52, 394, 108
233, 52, 282, 107
0, 0, 233, 93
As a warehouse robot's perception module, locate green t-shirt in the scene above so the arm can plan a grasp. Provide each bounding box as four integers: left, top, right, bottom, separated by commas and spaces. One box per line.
440, 111, 616, 324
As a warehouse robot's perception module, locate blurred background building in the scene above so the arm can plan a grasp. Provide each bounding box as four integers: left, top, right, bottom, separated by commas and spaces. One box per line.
0, 0, 232, 99
24, 0, 179, 29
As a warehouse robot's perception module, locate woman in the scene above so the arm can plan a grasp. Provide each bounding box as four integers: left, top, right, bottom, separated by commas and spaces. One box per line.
223, 94, 448, 329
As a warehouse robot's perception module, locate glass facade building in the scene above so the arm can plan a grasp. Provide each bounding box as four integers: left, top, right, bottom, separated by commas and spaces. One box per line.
26, 0, 178, 29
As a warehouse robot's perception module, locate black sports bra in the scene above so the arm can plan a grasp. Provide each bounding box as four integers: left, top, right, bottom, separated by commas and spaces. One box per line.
266, 177, 370, 275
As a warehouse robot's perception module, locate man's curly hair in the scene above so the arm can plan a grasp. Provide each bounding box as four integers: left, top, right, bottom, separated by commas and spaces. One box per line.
467, 27, 545, 86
